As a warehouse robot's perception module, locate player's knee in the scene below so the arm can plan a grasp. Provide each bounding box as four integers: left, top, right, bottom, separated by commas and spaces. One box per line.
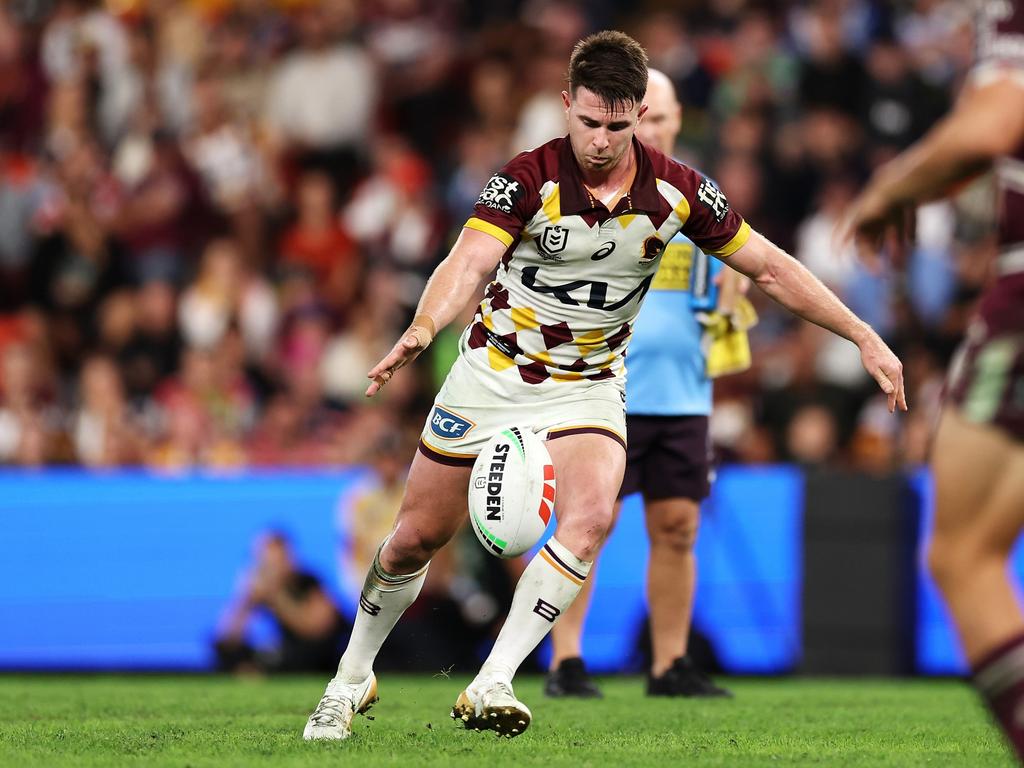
649, 506, 699, 553
656, 517, 698, 553
925, 536, 956, 592
927, 518, 1016, 595
381, 526, 448, 574
573, 531, 608, 562
559, 506, 615, 561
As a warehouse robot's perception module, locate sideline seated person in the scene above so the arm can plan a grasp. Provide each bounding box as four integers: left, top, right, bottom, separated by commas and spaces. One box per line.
215, 531, 349, 673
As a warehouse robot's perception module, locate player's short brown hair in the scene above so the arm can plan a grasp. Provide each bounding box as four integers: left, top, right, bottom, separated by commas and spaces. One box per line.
567, 31, 649, 112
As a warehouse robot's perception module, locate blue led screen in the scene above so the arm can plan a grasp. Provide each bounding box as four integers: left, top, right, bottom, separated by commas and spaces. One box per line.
0, 467, 802, 672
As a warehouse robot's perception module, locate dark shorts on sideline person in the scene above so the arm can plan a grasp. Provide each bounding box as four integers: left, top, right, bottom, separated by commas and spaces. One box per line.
618, 414, 711, 501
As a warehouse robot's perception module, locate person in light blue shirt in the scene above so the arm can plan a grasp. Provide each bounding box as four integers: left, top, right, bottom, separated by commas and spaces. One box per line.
546, 69, 738, 699
625, 233, 722, 417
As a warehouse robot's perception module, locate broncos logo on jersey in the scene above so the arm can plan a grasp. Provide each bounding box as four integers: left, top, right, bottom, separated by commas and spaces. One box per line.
641, 235, 666, 263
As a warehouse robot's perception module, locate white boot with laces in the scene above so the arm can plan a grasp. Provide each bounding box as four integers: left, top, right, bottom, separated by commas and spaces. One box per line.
302, 673, 378, 741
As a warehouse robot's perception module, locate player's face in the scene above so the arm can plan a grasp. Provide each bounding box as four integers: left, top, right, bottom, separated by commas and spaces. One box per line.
563, 86, 647, 175
635, 78, 681, 156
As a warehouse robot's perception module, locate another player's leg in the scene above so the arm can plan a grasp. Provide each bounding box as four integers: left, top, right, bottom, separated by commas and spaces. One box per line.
926, 408, 1024, 760
644, 496, 729, 697
454, 432, 624, 736
640, 415, 729, 697
304, 451, 471, 740
647, 497, 697, 676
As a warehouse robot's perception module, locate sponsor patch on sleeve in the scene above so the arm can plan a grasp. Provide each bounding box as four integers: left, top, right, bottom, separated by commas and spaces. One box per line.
476, 173, 524, 214
696, 177, 730, 223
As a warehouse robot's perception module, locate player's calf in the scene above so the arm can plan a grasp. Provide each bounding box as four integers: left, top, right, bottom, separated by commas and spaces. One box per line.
477, 537, 594, 684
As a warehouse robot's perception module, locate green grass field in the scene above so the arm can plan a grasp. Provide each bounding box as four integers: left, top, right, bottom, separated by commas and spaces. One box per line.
0, 675, 1011, 767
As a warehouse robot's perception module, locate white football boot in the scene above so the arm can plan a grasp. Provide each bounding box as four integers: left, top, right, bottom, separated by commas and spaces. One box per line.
302, 674, 378, 741
451, 677, 532, 738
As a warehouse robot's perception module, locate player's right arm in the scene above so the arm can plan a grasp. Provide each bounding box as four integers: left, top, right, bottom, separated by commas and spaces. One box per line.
366, 156, 539, 397
365, 229, 506, 397
837, 0, 1024, 258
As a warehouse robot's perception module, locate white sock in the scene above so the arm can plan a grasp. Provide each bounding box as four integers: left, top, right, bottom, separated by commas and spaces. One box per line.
478, 537, 592, 683
336, 541, 428, 684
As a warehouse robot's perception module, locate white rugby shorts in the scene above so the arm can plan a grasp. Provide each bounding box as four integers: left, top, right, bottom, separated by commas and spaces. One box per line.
418, 350, 627, 466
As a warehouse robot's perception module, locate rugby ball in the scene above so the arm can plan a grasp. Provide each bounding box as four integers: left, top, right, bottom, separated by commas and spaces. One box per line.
468, 426, 556, 558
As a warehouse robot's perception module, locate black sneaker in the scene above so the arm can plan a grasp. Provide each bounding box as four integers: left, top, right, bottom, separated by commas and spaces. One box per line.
646, 656, 733, 698
544, 657, 603, 698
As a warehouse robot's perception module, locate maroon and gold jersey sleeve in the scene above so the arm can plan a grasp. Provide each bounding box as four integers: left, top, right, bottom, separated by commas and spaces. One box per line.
974, 0, 1024, 81
677, 172, 751, 258
464, 152, 542, 248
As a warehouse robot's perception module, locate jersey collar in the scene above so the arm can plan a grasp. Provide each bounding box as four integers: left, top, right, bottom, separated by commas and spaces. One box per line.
558, 136, 660, 216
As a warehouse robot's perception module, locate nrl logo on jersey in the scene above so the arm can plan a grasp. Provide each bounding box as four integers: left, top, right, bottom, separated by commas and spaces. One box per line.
477, 173, 524, 214
696, 177, 730, 223
539, 225, 569, 260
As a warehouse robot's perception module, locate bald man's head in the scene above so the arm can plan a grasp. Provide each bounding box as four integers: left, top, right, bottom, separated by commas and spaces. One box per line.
636, 68, 681, 155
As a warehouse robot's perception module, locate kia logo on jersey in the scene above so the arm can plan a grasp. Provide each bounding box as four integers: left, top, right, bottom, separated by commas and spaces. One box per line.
429, 406, 475, 440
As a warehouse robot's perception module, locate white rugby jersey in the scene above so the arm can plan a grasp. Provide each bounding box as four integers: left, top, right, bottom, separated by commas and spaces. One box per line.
461, 136, 750, 386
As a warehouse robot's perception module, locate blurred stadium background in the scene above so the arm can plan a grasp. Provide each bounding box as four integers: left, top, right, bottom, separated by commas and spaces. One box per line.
0, 0, 1013, 687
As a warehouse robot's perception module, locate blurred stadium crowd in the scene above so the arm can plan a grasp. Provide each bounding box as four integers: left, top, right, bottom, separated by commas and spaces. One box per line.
0, 0, 993, 471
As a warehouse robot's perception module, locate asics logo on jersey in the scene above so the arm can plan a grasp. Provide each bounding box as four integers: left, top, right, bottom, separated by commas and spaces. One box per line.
590, 241, 616, 261
476, 173, 523, 214
696, 177, 730, 223
521, 267, 654, 311
429, 406, 475, 440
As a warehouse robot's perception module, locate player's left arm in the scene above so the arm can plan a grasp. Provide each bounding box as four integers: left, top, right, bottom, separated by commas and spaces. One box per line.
837, 76, 1024, 253
670, 164, 903, 406
725, 230, 907, 413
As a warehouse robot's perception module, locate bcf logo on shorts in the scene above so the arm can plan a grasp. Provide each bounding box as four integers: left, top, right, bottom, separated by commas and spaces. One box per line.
429, 406, 475, 440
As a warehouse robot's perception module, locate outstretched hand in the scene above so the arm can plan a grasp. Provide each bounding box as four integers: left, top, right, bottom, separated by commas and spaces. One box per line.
858, 332, 908, 414
365, 325, 432, 397
834, 187, 916, 273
